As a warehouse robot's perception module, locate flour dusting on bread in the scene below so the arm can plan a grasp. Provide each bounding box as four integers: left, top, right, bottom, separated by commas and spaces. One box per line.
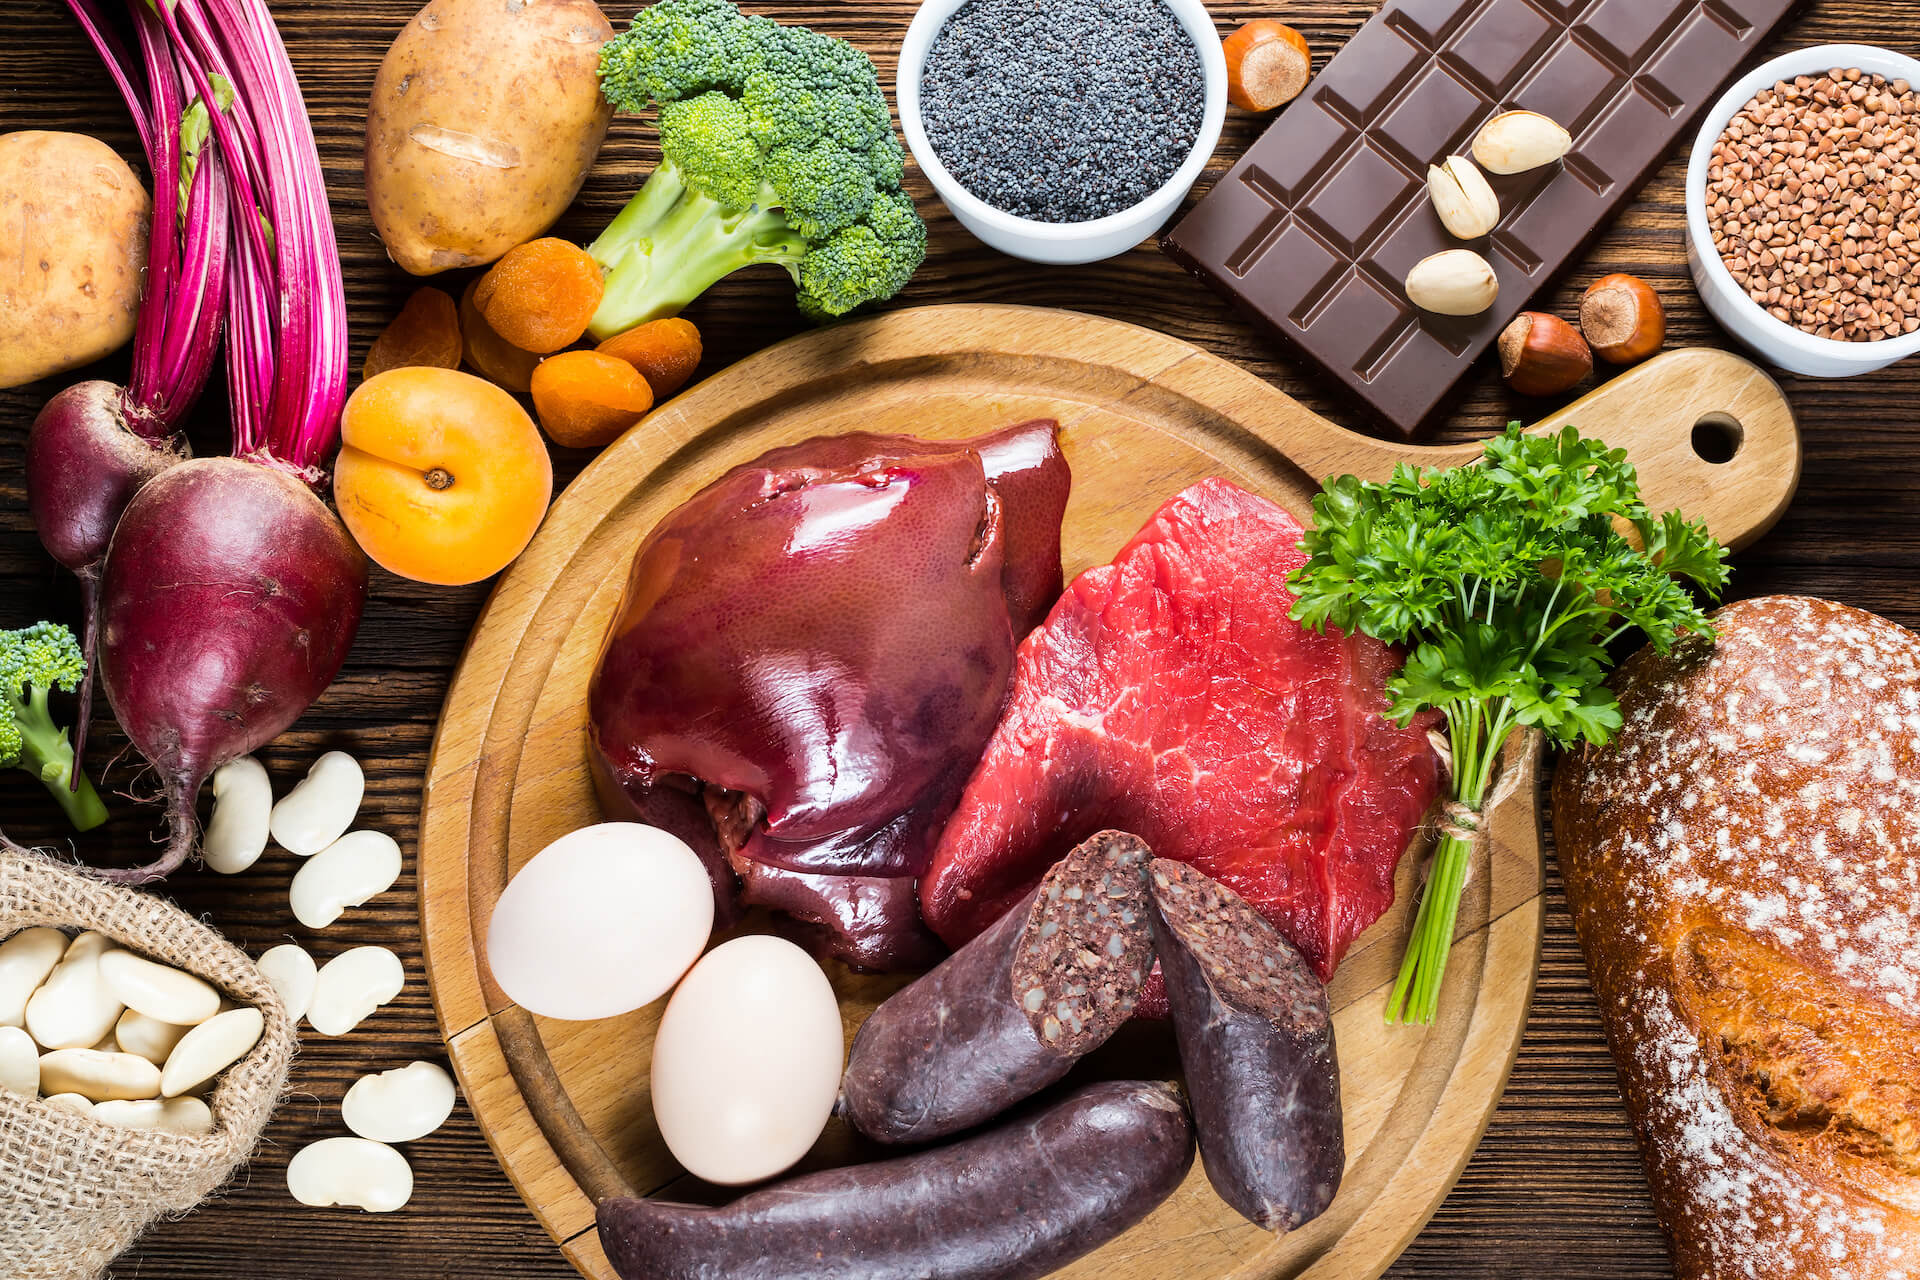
1555, 595, 1920, 1280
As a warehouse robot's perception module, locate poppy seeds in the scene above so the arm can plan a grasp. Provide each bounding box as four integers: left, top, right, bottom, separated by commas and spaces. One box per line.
919, 0, 1205, 224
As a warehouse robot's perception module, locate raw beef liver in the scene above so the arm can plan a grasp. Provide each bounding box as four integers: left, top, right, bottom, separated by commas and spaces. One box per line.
918, 477, 1438, 994
590, 421, 1068, 970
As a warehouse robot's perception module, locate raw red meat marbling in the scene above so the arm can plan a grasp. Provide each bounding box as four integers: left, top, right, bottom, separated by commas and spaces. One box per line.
588, 421, 1068, 970
919, 477, 1438, 999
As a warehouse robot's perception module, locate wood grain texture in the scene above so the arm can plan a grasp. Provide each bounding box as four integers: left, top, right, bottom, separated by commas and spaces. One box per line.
0, 0, 1916, 1272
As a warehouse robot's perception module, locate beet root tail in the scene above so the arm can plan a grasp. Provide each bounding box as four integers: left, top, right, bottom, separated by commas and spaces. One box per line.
69, 567, 101, 786
92, 780, 198, 884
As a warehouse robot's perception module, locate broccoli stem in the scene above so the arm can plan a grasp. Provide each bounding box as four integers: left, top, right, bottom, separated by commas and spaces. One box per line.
8, 684, 108, 833
587, 159, 809, 340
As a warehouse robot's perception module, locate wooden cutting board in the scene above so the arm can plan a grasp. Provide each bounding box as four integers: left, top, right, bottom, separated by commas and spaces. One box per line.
416, 303, 1798, 1280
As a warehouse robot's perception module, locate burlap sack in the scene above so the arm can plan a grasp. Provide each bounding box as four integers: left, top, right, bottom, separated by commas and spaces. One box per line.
0, 849, 297, 1279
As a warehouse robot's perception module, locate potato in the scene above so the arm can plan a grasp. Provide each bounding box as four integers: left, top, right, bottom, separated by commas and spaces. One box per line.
365, 0, 614, 275
0, 131, 150, 390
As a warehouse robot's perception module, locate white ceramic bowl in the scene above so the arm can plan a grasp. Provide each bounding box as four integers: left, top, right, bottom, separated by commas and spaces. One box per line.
896, 0, 1227, 265
1686, 43, 1920, 377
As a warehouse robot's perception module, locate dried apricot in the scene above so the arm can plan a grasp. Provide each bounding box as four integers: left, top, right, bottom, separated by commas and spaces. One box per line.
472, 238, 604, 354
596, 317, 703, 399
460, 278, 542, 394
364, 287, 463, 381
530, 350, 655, 449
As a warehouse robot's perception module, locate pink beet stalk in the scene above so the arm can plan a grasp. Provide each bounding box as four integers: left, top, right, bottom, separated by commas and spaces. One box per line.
61, 0, 364, 883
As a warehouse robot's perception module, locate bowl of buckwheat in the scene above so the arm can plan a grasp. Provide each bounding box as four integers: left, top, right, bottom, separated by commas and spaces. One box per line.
1687, 44, 1920, 377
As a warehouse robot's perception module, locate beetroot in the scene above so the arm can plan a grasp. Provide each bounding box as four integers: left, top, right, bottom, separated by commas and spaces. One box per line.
97, 460, 366, 882
24, 0, 230, 762
589, 421, 1068, 968
27, 385, 185, 578
26, 385, 191, 759
48, 0, 361, 882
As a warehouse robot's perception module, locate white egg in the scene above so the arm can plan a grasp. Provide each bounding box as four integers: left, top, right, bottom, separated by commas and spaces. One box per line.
485, 823, 714, 1021
651, 934, 844, 1186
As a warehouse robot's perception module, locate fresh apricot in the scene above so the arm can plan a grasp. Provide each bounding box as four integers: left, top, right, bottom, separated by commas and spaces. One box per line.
531, 350, 654, 449
334, 367, 554, 586
364, 286, 463, 380
459, 278, 542, 393
473, 237, 604, 353
596, 317, 702, 399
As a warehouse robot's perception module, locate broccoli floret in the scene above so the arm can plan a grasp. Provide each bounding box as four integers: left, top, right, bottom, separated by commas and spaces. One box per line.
588, 0, 926, 335
796, 189, 928, 321
1, 623, 108, 832
598, 0, 770, 104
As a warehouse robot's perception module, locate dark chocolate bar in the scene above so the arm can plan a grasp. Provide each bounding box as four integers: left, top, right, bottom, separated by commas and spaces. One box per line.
1164, 0, 1799, 437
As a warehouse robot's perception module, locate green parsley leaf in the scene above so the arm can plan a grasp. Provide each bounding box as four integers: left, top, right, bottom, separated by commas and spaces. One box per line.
1287, 421, 1728, 1023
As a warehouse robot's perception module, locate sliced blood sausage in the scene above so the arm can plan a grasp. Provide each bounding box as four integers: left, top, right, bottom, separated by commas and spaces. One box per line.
841, 829, 1153, 1145
597, 1080, 1195, 1280
1147, 857, 1343, 1231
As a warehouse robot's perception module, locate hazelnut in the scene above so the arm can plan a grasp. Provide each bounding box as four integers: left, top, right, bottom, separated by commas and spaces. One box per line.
1498, 312, 1592, 395
1427, 156, 1501, 239
1472, 111, 1573, 175
1405, 250, 1499, 316
1222, 21, 1312, 113
1580, 273, 1665, 364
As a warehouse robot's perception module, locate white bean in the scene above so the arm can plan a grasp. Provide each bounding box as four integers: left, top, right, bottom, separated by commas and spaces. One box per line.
39, 1048, 161, 1102
25, 932, 124, 1050
115, 1008, 192, 1066
99, 950, 222, 1026
94, 1095, 214, 1134
290, 831, 403, 929
287, 1137, 412, 1211
341, 1061, 456, 1143
160, 1007, 263, 1097
162, 1094, 215, 1134
41, 1092, 94, 1117
257, 944, 317, 1022
0, 927, 68, 1027
307, 947, 404, 1037
270, 751, 365, 856
203, 756, 273, 874
0, 1025, 40, 1096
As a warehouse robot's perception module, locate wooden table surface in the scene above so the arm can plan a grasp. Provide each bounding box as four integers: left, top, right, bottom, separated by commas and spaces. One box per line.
3, 0, 1916, 1274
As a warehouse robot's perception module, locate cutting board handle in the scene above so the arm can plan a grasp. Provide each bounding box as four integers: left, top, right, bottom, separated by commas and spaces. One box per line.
1287, 348, 1800, 553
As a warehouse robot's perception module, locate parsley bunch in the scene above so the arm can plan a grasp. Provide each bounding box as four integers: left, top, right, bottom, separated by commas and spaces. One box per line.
1289, 423, 1728, 1024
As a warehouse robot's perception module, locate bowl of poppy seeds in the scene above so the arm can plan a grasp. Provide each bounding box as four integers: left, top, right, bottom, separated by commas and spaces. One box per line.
897, 0, 1225, 263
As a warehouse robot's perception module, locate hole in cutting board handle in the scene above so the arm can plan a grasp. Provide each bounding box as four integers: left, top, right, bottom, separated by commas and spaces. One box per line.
1692, 413, 1744, 465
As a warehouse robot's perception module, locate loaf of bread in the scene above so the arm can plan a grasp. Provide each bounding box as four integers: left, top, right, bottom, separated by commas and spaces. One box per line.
1553, 595, 1920, 1280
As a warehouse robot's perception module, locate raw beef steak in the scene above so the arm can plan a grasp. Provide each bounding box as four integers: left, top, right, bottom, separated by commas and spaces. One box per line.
918, 477, 1439, 991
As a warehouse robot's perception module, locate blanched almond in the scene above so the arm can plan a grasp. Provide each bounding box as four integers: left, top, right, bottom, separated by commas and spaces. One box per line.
1472, 110, 1572, 174
1427, 156, 1500, 239
1405, 250, 1499, 315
